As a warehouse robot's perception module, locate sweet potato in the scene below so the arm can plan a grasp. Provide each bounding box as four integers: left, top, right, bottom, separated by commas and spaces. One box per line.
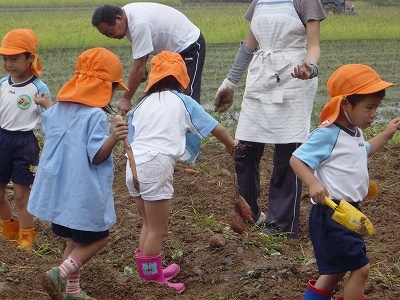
209, 233, 226, 248
236, 195, 254, 223
229, 214, 246, 234
183, 168, 197, 175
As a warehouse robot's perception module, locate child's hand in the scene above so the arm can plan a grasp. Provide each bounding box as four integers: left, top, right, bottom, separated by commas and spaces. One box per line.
111, 115, 129, 142
34, 93, 52, 110
226, 138, 239, 156
385, 118, 400, 139
308, 181, 328, 205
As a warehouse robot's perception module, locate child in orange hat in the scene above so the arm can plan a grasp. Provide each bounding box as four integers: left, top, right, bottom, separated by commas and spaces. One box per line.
125, 50, 238, 293
27, 47, 129, 300
0, 28, 52, 249
290, 64, 400, 300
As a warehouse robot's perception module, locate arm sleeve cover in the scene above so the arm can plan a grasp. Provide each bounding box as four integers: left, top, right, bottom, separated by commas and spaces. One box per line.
227, 42, 255, 84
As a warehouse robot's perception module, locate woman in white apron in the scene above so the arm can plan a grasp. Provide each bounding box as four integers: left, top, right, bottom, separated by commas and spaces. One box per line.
214, 0, 325, 239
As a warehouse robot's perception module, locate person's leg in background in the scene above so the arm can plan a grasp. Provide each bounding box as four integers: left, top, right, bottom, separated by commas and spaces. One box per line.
264, 143, 302, 238
180, 33, 206, 164
234, 140, 266, 225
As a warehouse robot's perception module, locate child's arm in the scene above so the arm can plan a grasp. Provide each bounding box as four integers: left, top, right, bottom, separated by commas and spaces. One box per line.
34, 93, 53, 110
93, 117, 128, 164
289, 156, 327, 205
368, 118, 400, 156
210, 123, 239, 156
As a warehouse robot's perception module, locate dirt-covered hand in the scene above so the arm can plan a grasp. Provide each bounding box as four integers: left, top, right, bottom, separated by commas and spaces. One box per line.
291, 62, 311, 80
214, 78, 237, 113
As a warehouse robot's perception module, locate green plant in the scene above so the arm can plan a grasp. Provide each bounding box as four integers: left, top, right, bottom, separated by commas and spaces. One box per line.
34, 239, 63, 257
123, 266, 137, 277
0, 261, 9, 273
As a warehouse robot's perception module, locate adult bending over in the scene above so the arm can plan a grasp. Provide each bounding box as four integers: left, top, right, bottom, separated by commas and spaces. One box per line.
92, 3, 206, 163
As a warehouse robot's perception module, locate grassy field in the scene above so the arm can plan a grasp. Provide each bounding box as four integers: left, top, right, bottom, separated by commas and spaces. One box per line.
1, 2, 400, 47
0, 1, 399, 139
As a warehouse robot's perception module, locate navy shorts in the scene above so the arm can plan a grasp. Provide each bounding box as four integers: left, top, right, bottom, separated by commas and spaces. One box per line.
0, 128, 39, 185
52, 223, 109, 244
309, 203, 369, 274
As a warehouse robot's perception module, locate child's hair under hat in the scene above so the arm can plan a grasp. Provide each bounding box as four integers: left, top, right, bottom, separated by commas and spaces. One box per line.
145, 51, 190, 92
0, 28, 42, 76
319, 64, 393, 126
57, 47, 128, 108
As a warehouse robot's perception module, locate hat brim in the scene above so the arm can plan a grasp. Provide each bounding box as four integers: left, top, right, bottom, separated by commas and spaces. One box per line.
144, 73, 189, 92
354, 80, 393, 95
0, 47, 26, 55
116, 80, 129, 92
57, 76, 114, 107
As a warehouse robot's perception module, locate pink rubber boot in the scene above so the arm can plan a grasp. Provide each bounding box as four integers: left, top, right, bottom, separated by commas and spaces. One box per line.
135, 249, 180, 280
135, 253, 185, 293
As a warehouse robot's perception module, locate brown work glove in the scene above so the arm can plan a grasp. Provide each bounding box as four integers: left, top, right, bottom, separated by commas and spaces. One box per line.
214, 78, 237, 113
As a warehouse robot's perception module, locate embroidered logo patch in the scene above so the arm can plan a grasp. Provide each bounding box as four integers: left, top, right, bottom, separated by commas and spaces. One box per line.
17, 94, 31, 110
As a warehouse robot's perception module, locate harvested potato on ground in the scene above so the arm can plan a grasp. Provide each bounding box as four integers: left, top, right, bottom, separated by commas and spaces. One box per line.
209, 233, 226, 248
229, 215, 245, 234
183, 168, 197, 175
236, 195, 254, 223
218, 168, 231, 176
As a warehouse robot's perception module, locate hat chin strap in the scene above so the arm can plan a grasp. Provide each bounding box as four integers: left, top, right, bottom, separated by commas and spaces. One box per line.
344, 111, 354, 125
343, 111, 357, 133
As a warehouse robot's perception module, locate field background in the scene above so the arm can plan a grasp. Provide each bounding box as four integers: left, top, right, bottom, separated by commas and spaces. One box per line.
0, 0, 400, 133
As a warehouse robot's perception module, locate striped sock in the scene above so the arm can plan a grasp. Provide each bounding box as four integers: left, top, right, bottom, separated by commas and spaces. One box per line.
66, 274, 81, 296
59, 254, 82, 279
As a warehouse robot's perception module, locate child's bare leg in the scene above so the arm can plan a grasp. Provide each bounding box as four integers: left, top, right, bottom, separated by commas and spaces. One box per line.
343, 264, 370, 300
66, 237, 109, 268
12, 183, 34, 228
134, 196, 148, 251
315, 272, 345, 292
142, 199, 170, 256
0, 184, 13, 220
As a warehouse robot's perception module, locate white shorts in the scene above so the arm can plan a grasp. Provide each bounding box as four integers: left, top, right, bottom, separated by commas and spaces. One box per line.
125, 154, 175, 201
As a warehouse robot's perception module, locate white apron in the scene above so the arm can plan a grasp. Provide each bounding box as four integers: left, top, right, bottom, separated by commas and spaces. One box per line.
236, 0, 318, 144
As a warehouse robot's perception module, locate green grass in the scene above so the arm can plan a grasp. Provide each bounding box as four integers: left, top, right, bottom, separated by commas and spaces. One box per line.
1, 2, 400, 49
321, 2, 400, 40
0, 0, 180, 7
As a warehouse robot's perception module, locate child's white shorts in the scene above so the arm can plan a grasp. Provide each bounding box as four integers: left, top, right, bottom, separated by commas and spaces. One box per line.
126, 153, 175, 201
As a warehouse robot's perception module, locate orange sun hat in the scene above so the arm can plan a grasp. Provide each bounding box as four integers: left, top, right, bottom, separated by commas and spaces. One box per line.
57, 47, 128, 108
319, 64, 393, 126
144, 51, 190, 92
0, 28, 42, 77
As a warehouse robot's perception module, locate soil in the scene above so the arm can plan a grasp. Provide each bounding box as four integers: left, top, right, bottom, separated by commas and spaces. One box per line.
1, 143, 399, 300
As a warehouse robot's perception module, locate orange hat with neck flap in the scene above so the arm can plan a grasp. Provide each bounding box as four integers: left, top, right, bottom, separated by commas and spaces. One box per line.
319, 64, 393, 127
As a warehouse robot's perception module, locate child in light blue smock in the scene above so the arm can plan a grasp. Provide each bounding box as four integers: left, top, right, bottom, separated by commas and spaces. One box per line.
28, 47, 129, 300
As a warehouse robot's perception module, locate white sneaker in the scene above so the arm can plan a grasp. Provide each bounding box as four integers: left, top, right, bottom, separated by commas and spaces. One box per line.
255, 212, 266, 226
